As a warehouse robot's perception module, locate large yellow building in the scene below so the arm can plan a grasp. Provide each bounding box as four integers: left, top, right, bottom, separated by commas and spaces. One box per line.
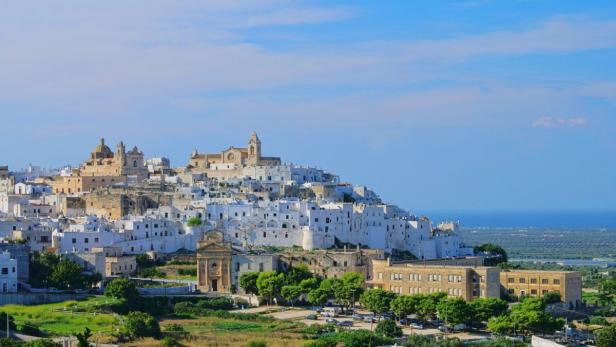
370, 259, 501, 301
80, 138, 147, 179
500, 270, 582, 308
49, 138, 147, 195
370, 259, 582, 307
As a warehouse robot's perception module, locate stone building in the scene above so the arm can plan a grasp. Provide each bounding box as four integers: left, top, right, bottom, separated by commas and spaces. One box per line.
81, 138, 147, 179
369, 259, 501, 301
278, 247, 384, 280
48, 138, 146, 195
188, 133, 281, 180
196, 231, 279, 294
500, 269, 582, 308
196, 231, 233, 293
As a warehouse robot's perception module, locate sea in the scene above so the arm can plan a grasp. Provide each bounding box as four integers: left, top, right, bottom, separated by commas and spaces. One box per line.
422, 210, 616, 264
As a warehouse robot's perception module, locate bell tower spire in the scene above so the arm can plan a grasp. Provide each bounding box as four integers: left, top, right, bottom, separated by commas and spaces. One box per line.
247, 131, 261, 165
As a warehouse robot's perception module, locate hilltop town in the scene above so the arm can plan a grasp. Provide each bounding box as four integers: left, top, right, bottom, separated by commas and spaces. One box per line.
0, 133, 596, 347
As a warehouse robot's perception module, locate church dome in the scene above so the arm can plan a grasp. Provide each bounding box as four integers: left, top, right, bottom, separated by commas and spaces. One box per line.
91, 138, 114, 159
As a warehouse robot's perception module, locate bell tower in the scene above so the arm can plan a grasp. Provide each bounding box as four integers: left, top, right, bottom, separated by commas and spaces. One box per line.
116, 141, 126, 167
247, 131, 261, 165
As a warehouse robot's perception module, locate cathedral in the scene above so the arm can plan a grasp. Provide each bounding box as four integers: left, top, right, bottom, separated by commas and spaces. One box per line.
81, 138, 148, 180
188, 132, 281, 171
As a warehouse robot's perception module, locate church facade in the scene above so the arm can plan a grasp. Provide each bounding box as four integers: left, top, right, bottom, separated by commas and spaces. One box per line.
196, 231, 233, 293
81, 138, 148, 179
188, 132, 281, 180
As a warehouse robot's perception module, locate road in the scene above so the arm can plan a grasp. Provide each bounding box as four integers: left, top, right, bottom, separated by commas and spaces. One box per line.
259, 308, 491, 341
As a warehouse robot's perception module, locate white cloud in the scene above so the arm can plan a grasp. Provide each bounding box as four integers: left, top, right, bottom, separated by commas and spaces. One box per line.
532, 116, 589, 128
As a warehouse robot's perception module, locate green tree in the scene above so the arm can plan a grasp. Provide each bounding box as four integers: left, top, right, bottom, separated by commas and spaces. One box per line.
331, 272, 364, 312
29, 251, 60, 287
360, 288, 397, 316
49, 258, 87, 289
281, 285, 303, 306
542, 291, 561, 304
596, 324, 616, 347
187, 216, 202, 227
375, 318, 402, 338
299, 278, 319, 292
437, 297, 471, 326
239, 272, 260, 295
105, 277, 139, 301
285, 265, 313, 286
468, 297, 509, 322
417, 292, 447, 321
307, 288, 329, 306
74, 327, 92, 347
473, 243, 508, 263
337, 329, 393, 347
390, 294, 423, 320
104, 277, 140, 311
487, 297, 564, 335
122, 311, 161, 339
256, 271, 285, 304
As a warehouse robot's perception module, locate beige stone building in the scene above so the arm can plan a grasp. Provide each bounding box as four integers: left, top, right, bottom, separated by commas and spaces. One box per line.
188, 132, 281, 180
49, 175, 126, 195
49, 138, 147, 195
80, 138, 147, 179
278, 247, 384, 280
370, 259, 501, 301
196, 231, 233, 293
105, 255, 137, 276
500, 270, 582, 308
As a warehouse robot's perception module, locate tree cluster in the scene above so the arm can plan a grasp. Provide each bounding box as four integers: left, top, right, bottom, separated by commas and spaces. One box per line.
239, 265, 364, 310
29, 251, 101, 290
487, 297, 565, 335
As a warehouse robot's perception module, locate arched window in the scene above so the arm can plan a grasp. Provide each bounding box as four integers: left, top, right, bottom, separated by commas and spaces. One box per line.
133, 160, 137, 167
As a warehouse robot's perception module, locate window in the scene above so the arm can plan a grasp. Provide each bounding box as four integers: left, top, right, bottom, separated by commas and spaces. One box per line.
542, 278, 549, 284
84, 238, 89, 244
519, 278, 526, 284
72, 238, 77, 244
530, 278, 537, 284
553, 279, 560, 285
531, 289, 537, 295
1, 268, 7, 275
259, 263, 264, 272
378, 272, 383, 280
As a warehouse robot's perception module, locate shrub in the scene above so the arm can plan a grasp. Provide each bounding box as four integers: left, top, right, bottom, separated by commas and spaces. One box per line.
177, 269, 197, 276
375, 318, 402, 338
590, 317, 609, 326
161, 336, 181, 347
245, 340, 267, 347
187, 217, 202, 227
123, 311, 161, 339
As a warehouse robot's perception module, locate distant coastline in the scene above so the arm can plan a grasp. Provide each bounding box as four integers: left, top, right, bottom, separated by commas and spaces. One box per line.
423, 209, 616, 229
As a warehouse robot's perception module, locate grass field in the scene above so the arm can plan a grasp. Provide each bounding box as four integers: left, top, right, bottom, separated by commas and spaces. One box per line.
0, 296, 120, 339
155, 316, 309, 347
0, 297, 312, 346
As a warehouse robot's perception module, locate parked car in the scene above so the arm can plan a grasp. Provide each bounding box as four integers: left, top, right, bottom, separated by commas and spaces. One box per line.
399, 318, 408, 325
409, 322, 424, 329
306, 314, 318, 320
337, 321, 353, 327
326, 318, 339, 325
352, 314, 364, 321
438, 325, 450, 332
363, 315, 376, 323
453, 323, 467, 332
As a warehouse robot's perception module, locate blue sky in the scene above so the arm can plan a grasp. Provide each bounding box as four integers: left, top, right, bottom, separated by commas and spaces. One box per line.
1, 1, 615, 212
